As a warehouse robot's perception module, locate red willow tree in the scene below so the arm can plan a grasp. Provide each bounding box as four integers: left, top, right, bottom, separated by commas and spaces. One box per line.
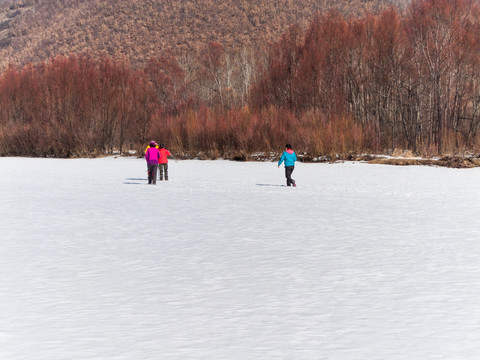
0, 55, 140, 156
251, 0, 480, 155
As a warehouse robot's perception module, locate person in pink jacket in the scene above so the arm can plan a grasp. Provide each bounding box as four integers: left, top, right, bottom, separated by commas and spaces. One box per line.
158, 143, 172, 181
145, 141, 161, 185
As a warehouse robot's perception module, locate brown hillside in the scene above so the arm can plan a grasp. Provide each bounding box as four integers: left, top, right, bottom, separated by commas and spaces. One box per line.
0, 0, 406, 70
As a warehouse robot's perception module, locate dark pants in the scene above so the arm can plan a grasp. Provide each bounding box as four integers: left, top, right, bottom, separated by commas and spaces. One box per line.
285, 166, 295, 186
148, 164, 158, 185
159, 163, 168, 180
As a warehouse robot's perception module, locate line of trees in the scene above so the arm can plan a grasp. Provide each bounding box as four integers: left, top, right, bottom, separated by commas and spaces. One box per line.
253, 0, 480, 155
1, 0, 480, 158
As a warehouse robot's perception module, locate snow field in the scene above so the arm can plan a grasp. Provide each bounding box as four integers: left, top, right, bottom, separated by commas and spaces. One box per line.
1, 157, 480, 359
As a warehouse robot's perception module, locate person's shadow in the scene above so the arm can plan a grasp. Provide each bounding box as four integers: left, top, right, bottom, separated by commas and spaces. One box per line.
256, 184, 286, 187
124, 178, 147, 185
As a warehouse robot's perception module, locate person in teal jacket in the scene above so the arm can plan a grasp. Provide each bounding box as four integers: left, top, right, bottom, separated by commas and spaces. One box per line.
278, 144, 297, 187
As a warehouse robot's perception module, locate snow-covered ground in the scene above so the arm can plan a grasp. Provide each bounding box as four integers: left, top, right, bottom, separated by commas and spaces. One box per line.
1, 157, 480, 360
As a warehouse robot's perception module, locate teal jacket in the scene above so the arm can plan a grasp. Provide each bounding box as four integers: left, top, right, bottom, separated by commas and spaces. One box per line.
278, 149, 297, 167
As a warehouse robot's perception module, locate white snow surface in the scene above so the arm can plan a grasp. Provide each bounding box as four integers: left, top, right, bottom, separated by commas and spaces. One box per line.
1, 157, 480, 360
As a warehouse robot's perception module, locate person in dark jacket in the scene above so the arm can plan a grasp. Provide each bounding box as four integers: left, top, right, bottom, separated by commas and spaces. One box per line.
145, 141, 161, 185
278, 144, 297, 187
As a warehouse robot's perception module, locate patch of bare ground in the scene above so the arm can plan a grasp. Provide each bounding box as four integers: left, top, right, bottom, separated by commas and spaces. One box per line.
364, 155, 480, 168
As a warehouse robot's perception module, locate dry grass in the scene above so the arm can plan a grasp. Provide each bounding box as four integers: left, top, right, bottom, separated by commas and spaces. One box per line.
364, 155, 480, 168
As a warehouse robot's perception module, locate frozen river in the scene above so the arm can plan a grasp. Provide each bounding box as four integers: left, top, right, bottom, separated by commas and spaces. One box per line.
1, 157, 480, 359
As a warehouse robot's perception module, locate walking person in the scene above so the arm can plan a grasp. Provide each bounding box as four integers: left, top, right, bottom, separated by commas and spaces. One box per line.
158, 143, 172, 181
144, 141, 159, 172
278, 144, 297, 187
145, 140, 161, 185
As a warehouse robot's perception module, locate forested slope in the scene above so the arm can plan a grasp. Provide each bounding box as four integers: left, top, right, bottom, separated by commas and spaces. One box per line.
0, 0, 406, 69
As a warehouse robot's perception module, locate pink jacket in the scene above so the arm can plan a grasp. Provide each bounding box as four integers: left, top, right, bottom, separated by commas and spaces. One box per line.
159, 148, 171, 164
145, 147, 161, 165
